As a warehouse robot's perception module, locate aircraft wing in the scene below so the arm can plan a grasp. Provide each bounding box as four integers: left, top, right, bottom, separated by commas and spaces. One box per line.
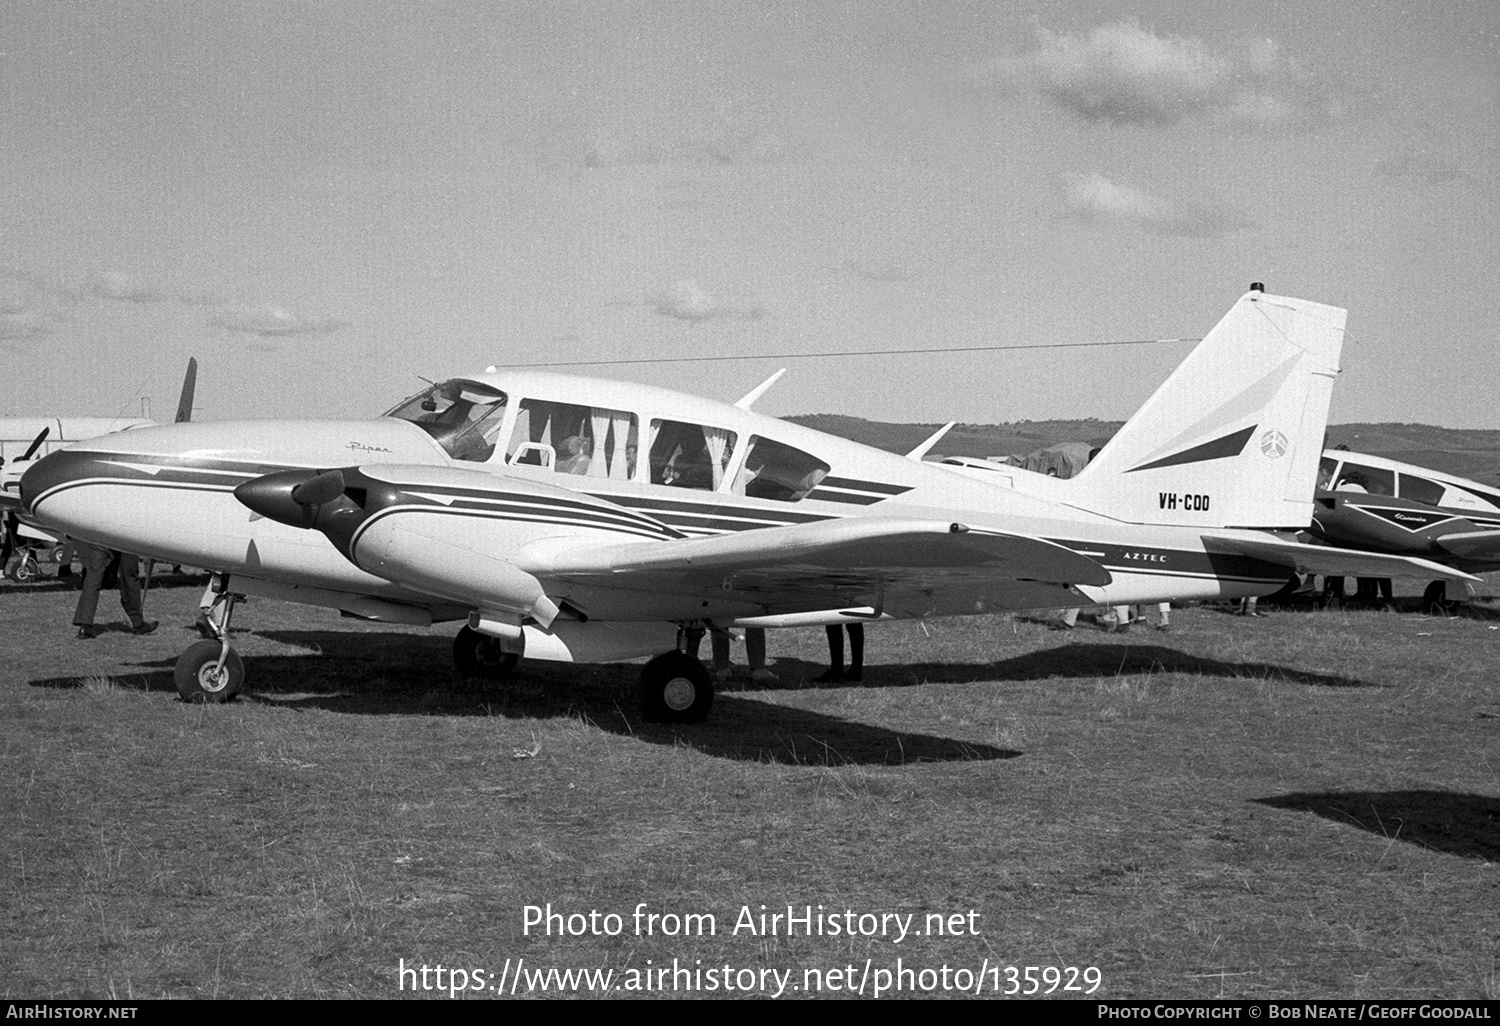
1433, 529, 1500, 563
539, 517, 1113, 616
1202, 533, 1482, 583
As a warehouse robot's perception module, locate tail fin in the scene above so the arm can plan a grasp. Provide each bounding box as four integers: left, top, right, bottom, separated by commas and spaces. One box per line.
174, 357, 197, 424
1065, 286, 1345, 529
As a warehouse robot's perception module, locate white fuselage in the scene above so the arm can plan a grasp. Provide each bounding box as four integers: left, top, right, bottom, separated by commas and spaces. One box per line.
22, 370, 1293, 631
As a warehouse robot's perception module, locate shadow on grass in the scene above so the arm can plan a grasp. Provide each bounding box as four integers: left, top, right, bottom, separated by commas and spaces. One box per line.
726, 642, 1376, 692
1254, 790, 1500, 861
30, 629, 1017, 767
1233, 594, 1500, 621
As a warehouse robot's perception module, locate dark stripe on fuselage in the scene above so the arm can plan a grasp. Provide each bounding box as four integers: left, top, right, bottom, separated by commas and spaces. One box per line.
347, 504, 672, 553
819, 476, 913, 496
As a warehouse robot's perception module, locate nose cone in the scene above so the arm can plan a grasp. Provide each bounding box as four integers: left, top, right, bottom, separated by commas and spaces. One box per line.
19, 448, 95, 520
233, 469, 333, 528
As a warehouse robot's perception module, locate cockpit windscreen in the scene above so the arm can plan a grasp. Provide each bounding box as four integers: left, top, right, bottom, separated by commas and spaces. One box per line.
384, 379, 508, 462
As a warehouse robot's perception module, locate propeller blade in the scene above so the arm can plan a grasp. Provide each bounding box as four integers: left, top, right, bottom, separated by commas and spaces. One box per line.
290, 469, 347, 508
21, 428, 50, 462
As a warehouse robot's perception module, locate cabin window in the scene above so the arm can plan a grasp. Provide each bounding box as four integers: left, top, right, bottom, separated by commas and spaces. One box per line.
384, 380, 508, 463
1398, 473, 1446, 506
508, 399, 638, 479
1317, 456, 1339, 490
648, 419, 737, 490
1335, 462, 1394, 496
732, 436, 829, 502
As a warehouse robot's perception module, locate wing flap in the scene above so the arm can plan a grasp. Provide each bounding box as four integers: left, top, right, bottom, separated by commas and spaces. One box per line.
1203, 533, 1481, 583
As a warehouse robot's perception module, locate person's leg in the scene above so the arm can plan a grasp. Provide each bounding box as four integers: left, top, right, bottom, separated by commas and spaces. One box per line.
711, 631, 732, 680
117, 553, 149, 629
746, 628, 776, 682
814, 625, 844, 682
72, 544, 109, 636
845, 624, 864, 681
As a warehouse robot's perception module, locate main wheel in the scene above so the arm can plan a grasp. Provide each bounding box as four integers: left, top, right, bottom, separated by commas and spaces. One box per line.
453, 625, 520, 679
174, 640, 245, 703
638, 651, 713, 724
1421, 580, 1452, 616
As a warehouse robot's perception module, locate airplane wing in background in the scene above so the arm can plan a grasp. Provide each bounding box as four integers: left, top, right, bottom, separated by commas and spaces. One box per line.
1202, 533, 1482, 583
539, 516, 1114, 618
1432, 529, 1500, 563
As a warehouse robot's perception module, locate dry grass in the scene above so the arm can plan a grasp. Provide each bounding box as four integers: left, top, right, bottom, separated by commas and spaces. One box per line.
2, 574, 1497, 999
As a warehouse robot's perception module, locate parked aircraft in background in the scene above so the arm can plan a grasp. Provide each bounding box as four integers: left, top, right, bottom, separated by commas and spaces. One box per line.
21, 288, 1474, 719
1, 360, 196, 580
1308, 449, 1500, 612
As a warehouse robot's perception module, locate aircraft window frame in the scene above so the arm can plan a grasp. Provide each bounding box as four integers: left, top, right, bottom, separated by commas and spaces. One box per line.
1335, 462, 1394, 496
507, 398, 638, 480
1397, 473, 1446, 506
384, 380, 508, 463
731, 436, 830, 503
1317, 456, 1339, 491
648, 419, 737, 491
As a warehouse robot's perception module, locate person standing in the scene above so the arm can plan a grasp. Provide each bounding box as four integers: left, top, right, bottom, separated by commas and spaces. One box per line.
815, 623, 864, 682
73, 543, 157, 639
710, 627, 777, 683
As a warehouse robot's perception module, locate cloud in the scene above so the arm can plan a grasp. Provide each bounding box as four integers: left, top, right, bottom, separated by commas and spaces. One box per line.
1374, 152, 1474, 187
205, 304, 348, 337
0, 302, 57, 344
1061, 172, 1243, 238
978, 19, 1337, 131
88, 270, 169, 303
646, 279, 767, 322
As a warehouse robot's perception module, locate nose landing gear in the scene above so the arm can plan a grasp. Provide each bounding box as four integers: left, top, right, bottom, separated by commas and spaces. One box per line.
174, 575, 245, 702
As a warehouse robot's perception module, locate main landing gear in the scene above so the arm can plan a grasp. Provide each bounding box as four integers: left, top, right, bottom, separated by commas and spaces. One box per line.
637, 628, 714, 724
174, 574, 245, 703
448, 621, 715, 723
452, 624, 520, 680
1422, 580, 1457, 616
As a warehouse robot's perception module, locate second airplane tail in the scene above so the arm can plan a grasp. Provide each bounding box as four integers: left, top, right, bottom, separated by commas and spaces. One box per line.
1064, 285, 1346, 529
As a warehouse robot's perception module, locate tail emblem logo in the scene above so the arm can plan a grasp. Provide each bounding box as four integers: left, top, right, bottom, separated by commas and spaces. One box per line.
1259, 430, 1289, 459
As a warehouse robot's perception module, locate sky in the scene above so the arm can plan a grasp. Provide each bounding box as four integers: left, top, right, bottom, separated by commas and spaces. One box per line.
2, 1, 1497, 428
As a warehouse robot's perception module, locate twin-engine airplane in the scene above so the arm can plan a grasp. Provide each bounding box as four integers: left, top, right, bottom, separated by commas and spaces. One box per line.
1307, 449, 1500, 612
21, 286, 1476, 721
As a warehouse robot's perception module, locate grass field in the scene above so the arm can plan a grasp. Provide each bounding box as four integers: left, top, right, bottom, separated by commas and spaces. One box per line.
2, 573, 1497, 999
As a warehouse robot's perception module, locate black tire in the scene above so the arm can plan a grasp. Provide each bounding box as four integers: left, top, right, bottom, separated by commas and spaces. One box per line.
5, 553, 39, 583
174, 640, 245, 703
453, 625, 520, 679
1421, 580, 1452, 616
638, 651, 713, 724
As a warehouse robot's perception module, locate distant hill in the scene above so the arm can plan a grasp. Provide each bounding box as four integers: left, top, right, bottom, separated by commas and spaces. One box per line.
786, 415, 1500, 486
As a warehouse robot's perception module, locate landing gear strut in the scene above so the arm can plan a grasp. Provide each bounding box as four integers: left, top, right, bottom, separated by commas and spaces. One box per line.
174, 575, 245, 702
453, 624, 520, 679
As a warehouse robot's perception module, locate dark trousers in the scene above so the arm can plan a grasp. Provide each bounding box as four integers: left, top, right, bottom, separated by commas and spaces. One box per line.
825, 623, 865, 672
73, 545, 144, 627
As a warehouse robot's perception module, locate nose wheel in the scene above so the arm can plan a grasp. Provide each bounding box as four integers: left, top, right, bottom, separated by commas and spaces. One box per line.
174, 577, 245, 702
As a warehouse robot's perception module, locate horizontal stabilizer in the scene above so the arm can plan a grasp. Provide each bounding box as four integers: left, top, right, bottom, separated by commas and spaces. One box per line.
1434, 529, 1500, 562
1203, 533, 1481, 583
